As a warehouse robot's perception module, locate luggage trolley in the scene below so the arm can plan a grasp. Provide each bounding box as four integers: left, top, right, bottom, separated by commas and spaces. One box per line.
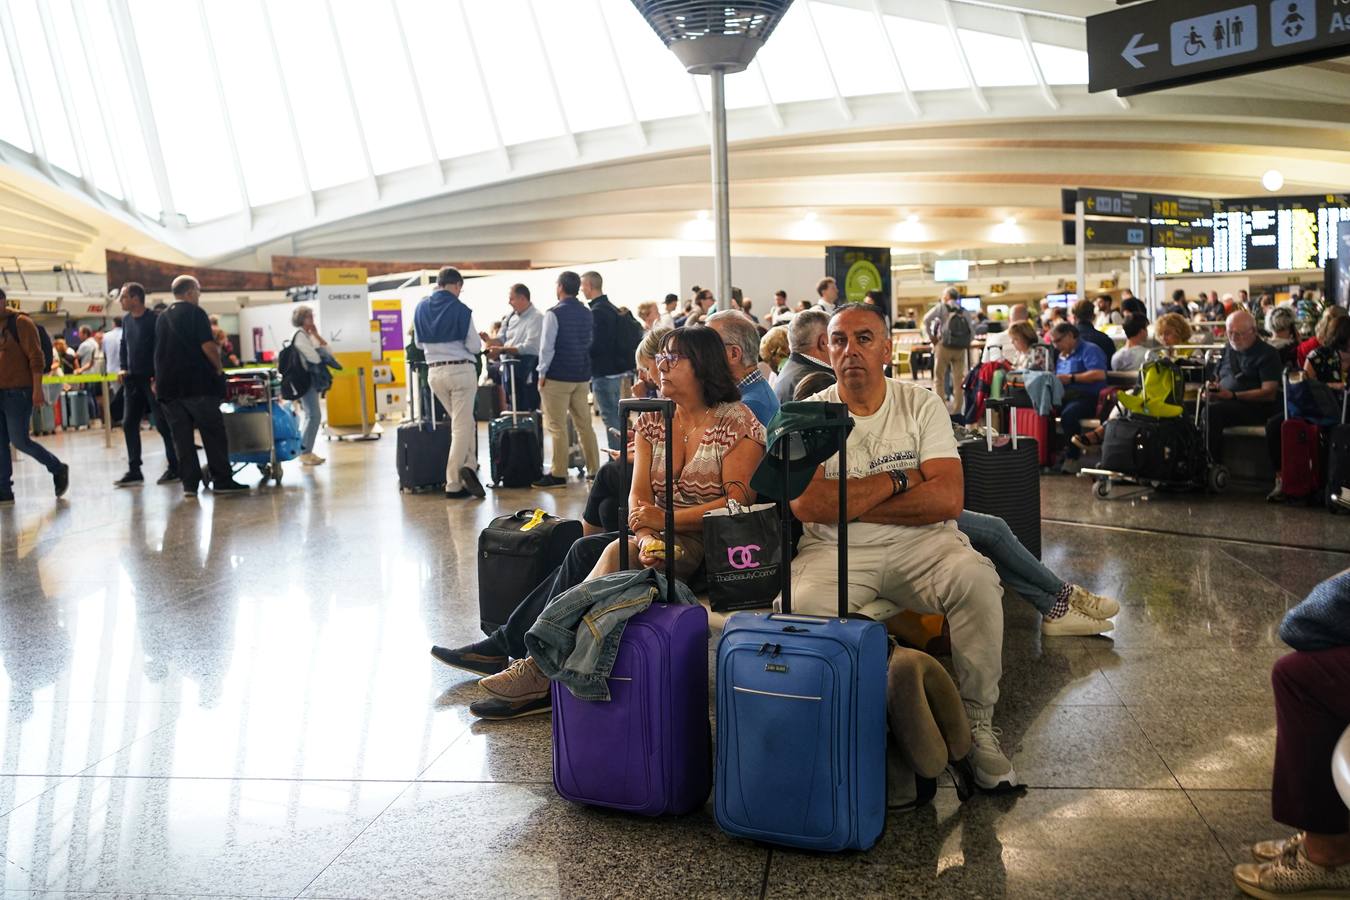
1079, 349, 1229, 498
221, 368, 302, 485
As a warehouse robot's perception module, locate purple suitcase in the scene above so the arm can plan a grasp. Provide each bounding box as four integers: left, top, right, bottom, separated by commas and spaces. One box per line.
549, 397, 712, 816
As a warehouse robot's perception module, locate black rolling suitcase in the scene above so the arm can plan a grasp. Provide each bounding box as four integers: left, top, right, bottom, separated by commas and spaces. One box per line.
397, 365, 452, 493
960, 403, 1041, 558
1326, 393, 1350, 513
489, 357, 544, 487
477, 509, 582, 634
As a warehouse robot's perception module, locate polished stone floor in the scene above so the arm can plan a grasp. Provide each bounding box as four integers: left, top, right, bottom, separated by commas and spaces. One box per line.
1, 420, 1347, 899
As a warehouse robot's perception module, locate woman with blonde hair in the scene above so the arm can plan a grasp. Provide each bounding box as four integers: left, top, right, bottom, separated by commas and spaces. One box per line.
1154, 312, 1193, 351
759, 324, 790, 381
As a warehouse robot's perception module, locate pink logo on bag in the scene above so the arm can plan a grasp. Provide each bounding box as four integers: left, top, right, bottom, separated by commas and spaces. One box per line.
727, 544, 761, 570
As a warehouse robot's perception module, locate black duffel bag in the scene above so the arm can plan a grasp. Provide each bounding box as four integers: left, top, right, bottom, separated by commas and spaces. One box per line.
1099, 415, 1204, 483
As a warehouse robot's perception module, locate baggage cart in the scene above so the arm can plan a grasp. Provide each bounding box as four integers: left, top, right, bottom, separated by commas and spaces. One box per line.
221, 368, 300, 485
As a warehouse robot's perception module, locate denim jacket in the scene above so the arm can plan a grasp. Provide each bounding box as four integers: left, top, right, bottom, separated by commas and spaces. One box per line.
524, 567, 696, 701
1016, 369, 1064, 415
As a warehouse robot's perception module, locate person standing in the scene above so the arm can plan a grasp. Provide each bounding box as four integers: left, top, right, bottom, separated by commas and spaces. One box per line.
288, 305, 328, 467
0, 293, 68, 504
413, 267, 485, 500
924, 287, 974, 414
815, 277, 839, 314
581, 271, 627, 452
103, 316, 124, 425
534, 271, 599, 488
154, 275, 247, 497
489, 284, 543, 413
114, 283, 179, 487
658, 294, 679, 330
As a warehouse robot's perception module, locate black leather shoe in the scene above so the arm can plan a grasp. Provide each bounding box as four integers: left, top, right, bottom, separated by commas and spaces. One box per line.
532, 474, 567, 488
52, 464, 69, 498
459, 467, 486, 499
430, 643, 508, 677
114, 470, 144, 487
469, 694, 553, 720
157, 469, 179, 485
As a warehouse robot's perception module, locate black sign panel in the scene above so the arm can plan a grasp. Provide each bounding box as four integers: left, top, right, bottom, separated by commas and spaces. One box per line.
1153, 224, 1214, 249
1088, 0, 1350, 96
1078, 189, 1149, 218
1151, 193, 1216, 221
825, 246, 891, 315
1063, 220, 1153, 248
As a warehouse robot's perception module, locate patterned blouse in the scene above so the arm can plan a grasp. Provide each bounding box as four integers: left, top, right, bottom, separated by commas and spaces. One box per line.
636, 401, 766, 513
1307, 346, 1344, 385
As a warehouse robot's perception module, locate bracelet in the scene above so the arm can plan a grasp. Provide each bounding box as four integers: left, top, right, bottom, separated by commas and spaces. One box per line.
888, 468, 908, 496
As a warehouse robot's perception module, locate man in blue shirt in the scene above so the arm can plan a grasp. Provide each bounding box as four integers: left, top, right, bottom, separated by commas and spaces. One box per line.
1050, 322, 1108, 466
708, 311, 779, 426
488, 283, 543, 412
413, 267, 485, 500
535, 271, 600, 487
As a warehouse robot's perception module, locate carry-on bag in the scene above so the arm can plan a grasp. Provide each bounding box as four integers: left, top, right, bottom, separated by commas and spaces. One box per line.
1324, 391, 1349, 513
550, 397, 711, 816
62, 390, 91, 430
474, 383, 500, 422
1012, 407, 1052, 467
31, 402, 56, 435
477, 509, 582, 635
715, 403, 888, 852
489, 357, 544, 487
1281, 373, 1323, 500
961, 405, 1041, 559
1100, 414, 1204, 484
397, 366, 452, 493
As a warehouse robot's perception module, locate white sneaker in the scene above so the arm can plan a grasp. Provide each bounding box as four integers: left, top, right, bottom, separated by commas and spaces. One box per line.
1042, 607, 1113, 637
1266, 477, 1285, 503
964, 702, 1020, 791
301, 452, 326, 466
1069, 585, 1120, 620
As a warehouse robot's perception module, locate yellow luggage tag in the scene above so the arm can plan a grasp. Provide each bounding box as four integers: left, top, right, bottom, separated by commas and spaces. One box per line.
520, 508, 547, 531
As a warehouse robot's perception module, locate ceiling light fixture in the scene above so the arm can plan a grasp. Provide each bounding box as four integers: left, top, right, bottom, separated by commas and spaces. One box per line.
1003, 217, 1018, 227
1262, 169, 1284, 192
804, 211, 818, 222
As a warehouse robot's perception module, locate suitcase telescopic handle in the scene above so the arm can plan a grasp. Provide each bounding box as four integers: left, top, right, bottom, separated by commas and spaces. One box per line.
779, 402, 850, 620
618, 397, 677, 604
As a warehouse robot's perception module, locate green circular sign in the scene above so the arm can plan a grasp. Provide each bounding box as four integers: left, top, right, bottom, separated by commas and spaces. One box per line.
844, 260, 883, 302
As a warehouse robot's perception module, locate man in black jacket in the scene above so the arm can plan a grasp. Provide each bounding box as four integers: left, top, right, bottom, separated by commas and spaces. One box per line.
581, 271, 627, 452
114, 282, 179, 487
154, 275, 247, 497
773, 309, 834, 404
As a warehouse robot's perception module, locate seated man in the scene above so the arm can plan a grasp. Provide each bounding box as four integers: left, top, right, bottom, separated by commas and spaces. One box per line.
789, 303, 1017, 791
1049, 322, 1108, 468
1205, 309, 1281, 467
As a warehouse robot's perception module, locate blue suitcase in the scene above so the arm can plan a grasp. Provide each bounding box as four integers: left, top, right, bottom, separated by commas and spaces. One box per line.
715, 403, 889, 852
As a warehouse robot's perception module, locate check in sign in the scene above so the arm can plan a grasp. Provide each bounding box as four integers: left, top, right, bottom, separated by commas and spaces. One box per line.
1088, 0, 1350, 96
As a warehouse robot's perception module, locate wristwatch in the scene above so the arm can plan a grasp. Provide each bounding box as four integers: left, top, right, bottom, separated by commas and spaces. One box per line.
888, 468, 909, 496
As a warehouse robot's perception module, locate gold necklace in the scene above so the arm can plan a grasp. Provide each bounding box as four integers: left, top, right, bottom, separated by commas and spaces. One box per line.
679, 407, 714, 444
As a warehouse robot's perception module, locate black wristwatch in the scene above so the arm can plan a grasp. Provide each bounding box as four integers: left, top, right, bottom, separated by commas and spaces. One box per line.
889, 468, 909, 496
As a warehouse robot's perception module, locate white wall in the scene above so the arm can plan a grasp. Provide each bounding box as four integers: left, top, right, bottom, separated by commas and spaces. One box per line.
449, 257, 683, 328
677, 256, 825, 317
239, 302, 308, 360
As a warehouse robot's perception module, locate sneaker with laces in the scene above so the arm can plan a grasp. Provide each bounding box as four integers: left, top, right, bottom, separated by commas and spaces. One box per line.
114, 470, 144, 487
964, 702, 1020, 792
430, 640, 508, 677
1068, 585, 1120, 620
1253, 833, 1305, 863
301, 452, 326, 467
469, 694, 553, 720
1234, 842, 1350, 898
156, 469, 179, 485
478, 657, 549, 701
1041, 607, 1113, 637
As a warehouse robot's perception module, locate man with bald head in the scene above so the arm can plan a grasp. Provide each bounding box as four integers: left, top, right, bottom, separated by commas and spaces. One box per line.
1204, 309, 1282, 467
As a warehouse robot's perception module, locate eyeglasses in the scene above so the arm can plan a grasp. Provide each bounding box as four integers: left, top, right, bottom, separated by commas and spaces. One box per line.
655, 352, 686, 371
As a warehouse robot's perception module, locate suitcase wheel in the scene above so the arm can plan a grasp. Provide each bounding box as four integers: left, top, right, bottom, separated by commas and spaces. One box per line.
1093, 478, 1112, 499
1206, 464, 1229, 493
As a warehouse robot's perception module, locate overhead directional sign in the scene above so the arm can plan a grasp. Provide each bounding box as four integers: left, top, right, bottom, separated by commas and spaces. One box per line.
1153, 224, 1214, 249
1088, 0, 1350, 96
1063, 220, 1153, 248
1151, 193, 1217, 221
1079, 189, 1149, 218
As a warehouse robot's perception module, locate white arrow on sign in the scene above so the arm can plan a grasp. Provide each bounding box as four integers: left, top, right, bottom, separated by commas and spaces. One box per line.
1122, 32, 1160, 69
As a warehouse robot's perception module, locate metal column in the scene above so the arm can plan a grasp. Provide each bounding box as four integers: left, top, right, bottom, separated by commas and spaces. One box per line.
709, 68, 732, 309
1074, 200, 1086, 307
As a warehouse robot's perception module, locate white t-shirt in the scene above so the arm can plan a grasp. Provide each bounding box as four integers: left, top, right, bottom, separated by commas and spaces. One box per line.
802, 378, 959, 547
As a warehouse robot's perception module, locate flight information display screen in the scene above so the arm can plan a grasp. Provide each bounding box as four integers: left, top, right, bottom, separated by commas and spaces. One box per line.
1151, 196, 1350, 275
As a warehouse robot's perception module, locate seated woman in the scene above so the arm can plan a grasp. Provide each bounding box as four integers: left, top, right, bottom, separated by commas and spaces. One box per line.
759, 324, 790, 383
583, 327, 669, 535
469, 326, 766, 719
1233, 569, 1350, 899
1266, 305, 1300, 371
1006, 321, 1048, 370
1266, 315, 1350, 502
1297, 307, 1347, 370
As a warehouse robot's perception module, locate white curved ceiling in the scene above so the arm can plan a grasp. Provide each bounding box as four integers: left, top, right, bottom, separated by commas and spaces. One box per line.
0, 0, 1348, 272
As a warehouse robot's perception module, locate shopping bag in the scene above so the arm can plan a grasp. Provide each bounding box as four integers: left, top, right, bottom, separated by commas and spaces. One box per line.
703, 502, 782, 612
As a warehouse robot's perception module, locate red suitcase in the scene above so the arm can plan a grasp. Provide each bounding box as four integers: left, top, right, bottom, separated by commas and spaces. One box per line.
1014, 407, 1053, 467
1281, 419, 1321, 498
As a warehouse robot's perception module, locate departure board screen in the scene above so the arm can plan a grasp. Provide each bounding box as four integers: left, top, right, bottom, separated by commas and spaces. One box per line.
1152, 196, 1350, 275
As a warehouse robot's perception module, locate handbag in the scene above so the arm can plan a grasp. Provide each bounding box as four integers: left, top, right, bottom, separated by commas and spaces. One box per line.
702, 500, 782, 612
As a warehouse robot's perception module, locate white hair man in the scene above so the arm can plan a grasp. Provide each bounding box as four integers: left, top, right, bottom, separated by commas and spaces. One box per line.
773, 308, 833, 404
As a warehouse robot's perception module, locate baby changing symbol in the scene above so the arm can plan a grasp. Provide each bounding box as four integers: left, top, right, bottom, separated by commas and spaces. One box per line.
1272, 0, 1317, 46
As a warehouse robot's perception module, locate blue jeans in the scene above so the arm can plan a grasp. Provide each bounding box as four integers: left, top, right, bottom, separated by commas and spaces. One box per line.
0, 388, 63, 492
299, 388, 322, 454
957, 510, 1064, 615
1058, 393, 1099, 460
591, 374, 626, 452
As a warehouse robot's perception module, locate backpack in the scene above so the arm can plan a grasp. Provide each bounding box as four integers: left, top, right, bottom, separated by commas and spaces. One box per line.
1116, 355, 1185, 419
941, 307, 973, 349
615, 310, 644, 370
277, 330, 312, 401
3, 313, 54, 371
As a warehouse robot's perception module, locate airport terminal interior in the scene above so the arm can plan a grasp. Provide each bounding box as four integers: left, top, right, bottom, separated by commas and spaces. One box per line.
2, 1, 1350, 898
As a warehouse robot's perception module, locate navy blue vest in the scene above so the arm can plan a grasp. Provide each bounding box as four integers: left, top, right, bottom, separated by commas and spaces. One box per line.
548, 297, 593, 383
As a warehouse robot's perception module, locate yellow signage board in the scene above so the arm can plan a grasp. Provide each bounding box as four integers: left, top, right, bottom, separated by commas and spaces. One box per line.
316, 267, 368, 286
